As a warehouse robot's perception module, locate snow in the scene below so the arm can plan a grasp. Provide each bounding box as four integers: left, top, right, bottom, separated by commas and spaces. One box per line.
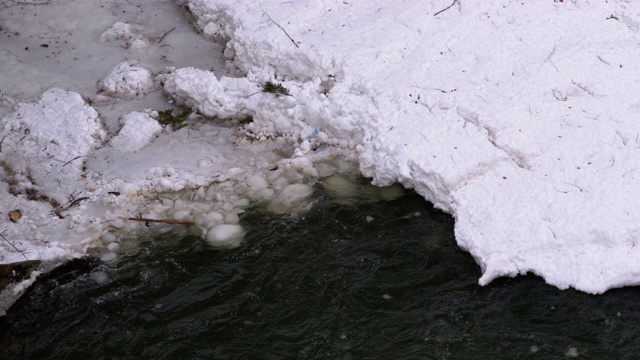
109, 111, 162, 152
3, 0, 640, 295
176, 0, 640, 294
0, 88, 104, 205
100, 62, 155, 99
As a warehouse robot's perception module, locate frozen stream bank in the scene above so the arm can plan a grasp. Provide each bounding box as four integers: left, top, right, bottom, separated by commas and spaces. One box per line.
3, 0, 640, 295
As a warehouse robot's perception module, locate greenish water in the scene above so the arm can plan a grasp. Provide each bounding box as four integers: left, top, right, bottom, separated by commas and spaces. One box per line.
1, 190, 640, 359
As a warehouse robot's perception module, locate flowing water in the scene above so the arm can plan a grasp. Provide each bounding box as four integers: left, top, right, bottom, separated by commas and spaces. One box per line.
1, 186, 640, 359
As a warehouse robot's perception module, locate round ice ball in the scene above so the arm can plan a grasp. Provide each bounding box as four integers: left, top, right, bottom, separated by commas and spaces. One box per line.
102, 232, 117, 244
206, 224, 245, 249
246, 174, 269, 190
100, 252, 117, 262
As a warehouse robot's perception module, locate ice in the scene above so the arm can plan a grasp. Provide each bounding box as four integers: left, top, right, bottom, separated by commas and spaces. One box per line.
170, 0, 640, 294
100, 22, 144, 43
4, 0, 640, 295
267, 184, 314, 215
0, 88, 104, 205
565, 347, 579, 358
100, 62, 155, 99
206, 224, 245, 249
109, 111, 163, 152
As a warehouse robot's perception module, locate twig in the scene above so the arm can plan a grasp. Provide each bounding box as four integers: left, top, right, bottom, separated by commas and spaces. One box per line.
545, 46, 558, 72
0, 0, 51, 9
259, 3, 299, 48
128, 217, 196, 225
0, 230, 29, 262
551, 89, 567, 101
596, 55, 611, 66
157, 27, 176, 43
564, 182, 583, 192
434, 0, 460, 16
571, 80, 597, 97
54, 196, 90, 219
62, 155, 91, 167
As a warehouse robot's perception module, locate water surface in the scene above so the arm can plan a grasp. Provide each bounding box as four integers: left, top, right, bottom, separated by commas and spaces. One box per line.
1, 190, 638, 359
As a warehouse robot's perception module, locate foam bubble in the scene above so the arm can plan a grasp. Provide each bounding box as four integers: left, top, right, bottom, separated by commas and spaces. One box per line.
224, 212, 240, 224
565, 347, 578, 357
206, 224, 245, 249
107, 242, 121, 252
102, 232, 117, 244
100, 252, 118, 262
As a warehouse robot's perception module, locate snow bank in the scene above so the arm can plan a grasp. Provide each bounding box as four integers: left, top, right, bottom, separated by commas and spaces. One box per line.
5, 0, 640, 294
176, 0, 640, 293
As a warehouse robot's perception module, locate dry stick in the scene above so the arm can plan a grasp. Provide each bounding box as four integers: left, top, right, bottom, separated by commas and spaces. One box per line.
54, 196, 90, 219
1, 0, 51, 8
62, 155, 90, 167
158, 27, 176, 43
128, 217, 196, 225
0, 230, 29, 262
259, 4, 299, 48
434, 0, 460, 16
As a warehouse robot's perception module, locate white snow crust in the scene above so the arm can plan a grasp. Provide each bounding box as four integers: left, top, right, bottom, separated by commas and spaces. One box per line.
174, 0, 640, 294
4, 0, 640, 295
101, 62, 155, 99
109, 111, 162, 152
0, 88, 104, 205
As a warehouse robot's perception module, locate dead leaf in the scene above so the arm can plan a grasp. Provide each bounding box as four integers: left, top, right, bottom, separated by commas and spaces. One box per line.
9, 209, 22, 223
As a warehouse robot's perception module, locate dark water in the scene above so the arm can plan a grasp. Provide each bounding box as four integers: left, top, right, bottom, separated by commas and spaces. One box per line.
2, 190, 640, 359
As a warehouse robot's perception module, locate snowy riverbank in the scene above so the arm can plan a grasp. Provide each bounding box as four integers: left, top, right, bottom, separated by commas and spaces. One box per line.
3, 0, 640, 295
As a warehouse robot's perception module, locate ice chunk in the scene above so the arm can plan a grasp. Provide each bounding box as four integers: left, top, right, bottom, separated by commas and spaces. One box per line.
206, 224, 245, 249
100, 22, 144, 42
267, 184, 314, 215
322, 175, 359, 201
109, 112, 163, 152
246, 174, 269, 190
0, 88, 103, 205
101, 62, 154, 99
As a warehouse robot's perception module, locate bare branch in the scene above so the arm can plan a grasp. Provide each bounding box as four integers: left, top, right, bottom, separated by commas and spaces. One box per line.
128, 217, 195, 225
0, 0, 51, 10
434, 0, 460, 17
259, 3, 299, 48
0, 230, 29, 262
54, 196, 90, 219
